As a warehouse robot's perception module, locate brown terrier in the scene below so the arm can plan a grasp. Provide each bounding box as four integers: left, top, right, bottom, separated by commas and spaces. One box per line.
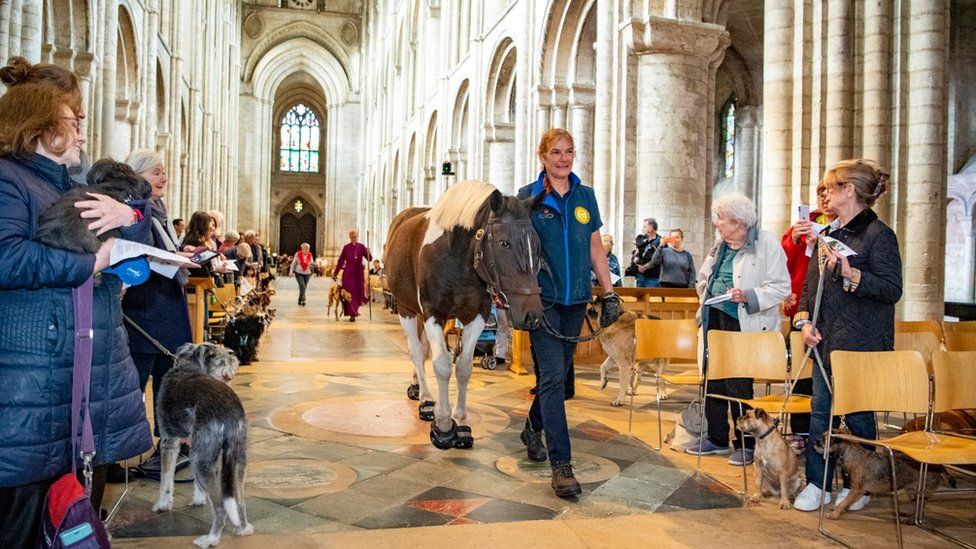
814, 426, 954, 520
735, 408, 803, 509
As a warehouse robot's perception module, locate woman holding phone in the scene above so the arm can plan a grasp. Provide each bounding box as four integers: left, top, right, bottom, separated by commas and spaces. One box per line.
649, 228, 695, 288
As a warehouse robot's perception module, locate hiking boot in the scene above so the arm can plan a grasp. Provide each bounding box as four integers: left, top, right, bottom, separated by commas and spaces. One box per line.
550, 462, 582, 498
520, 421, 547, 462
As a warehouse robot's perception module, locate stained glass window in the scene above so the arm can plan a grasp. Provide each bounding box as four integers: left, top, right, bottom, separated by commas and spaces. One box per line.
279, 104, 320, 173
722, 97, 736, 179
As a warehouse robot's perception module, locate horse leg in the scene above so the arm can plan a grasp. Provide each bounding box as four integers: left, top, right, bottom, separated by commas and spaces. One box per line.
400, 315, 432, 412
423, 317, 458, 449
452, 315, 485, 449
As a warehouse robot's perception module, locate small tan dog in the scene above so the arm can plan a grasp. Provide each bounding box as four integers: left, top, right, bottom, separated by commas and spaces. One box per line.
736, 408, 803, 509
327, 280, 351, 320
815, 426, 954, 520
596, 311, 664, 406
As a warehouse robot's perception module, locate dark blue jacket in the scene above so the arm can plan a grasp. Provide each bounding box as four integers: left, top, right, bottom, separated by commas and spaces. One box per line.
0, 154, 153, 487
122, 203, 193, 354
518, 172, 603, 306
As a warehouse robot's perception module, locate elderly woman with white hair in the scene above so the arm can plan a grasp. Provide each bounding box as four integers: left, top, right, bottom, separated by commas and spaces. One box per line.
687, 191, 790, 467
121, 149, 193, 473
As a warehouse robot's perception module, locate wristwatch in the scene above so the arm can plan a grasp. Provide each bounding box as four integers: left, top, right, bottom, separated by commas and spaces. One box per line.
794, 319, 812, 331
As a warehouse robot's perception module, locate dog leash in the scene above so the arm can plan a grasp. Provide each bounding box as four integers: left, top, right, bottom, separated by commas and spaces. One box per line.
123, 314, 177, 360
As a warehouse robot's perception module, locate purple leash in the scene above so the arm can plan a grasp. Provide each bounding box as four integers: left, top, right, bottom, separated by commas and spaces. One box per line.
71, 276, 96, 495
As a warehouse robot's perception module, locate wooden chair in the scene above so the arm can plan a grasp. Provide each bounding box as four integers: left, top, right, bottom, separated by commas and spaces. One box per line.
942, 320, 976, 337
634, 318, 699, 450
894, 331, 942, 365
821, 350, 976, 548
697, 330, 809, 495
944, 331, 976, 352
896, 320, 944, 342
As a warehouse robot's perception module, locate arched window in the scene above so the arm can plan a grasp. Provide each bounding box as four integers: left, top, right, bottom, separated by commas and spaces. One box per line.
722, 97, 736, 179
279, 104, 320, 173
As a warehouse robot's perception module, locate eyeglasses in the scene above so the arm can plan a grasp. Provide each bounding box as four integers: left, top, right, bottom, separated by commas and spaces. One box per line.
61, 116, 82, 133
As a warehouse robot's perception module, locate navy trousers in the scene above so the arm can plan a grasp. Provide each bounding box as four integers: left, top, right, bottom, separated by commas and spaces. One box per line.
527, 303, 587, 465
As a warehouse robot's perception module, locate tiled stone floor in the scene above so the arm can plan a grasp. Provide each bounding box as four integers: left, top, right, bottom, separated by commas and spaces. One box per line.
108, 277, 976, 548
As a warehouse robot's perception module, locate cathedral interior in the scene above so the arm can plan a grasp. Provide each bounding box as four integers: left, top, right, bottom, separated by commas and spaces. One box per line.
2, 0, 976, 547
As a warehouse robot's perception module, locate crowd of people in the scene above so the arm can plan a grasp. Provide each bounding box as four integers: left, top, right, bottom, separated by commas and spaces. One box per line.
0, 52, 903, 543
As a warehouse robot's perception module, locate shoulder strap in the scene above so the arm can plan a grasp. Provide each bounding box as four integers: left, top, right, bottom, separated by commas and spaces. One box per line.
71, 276, 96, 495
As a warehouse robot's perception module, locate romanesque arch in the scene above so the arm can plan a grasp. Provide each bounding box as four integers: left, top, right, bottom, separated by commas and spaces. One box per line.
451, 79, 470, 180
485, 37, 517, 193
424, 111, 438, 203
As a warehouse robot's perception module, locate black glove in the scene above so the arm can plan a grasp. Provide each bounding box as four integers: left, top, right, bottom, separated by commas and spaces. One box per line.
598, 293, 622, 328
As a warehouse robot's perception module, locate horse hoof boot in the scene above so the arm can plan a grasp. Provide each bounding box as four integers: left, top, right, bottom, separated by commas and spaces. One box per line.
418, 401, 435, 421
430, 419, 458, 450
407, 384, 420, 401
453, 426, 474, 449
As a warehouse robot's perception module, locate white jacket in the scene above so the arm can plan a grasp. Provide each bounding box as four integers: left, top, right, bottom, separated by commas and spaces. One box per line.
696, 228, 790, 333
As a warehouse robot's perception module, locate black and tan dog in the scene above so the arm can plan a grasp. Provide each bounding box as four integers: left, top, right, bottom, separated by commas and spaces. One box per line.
153, 343, 251, 548
34, 159, 151, 253
814, 426, 954, 520
736, 409, 803, 509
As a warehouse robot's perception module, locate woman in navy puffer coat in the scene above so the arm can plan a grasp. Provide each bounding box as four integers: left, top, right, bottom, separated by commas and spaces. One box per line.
0, 79, 152, 546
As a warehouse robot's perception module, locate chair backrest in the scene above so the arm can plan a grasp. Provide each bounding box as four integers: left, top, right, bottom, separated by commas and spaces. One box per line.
788, 331, 814, 380
943, 321, 976, 335
635, 318, 698, 362
212, 285, 236, 313
896, 320, 944, 341
707, 330, 788, 381
830, 350, 929, 415
894, 331, 941, 365
945, 331, 976, 352
932, 351, 976, 412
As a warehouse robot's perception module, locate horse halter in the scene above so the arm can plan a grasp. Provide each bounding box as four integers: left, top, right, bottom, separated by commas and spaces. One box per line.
473, 217, 541, 309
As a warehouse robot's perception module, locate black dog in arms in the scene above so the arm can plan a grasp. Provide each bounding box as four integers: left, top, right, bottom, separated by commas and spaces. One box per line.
34, 159, 151, 253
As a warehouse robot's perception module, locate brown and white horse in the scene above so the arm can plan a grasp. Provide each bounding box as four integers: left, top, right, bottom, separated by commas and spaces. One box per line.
384, 180, 544, 449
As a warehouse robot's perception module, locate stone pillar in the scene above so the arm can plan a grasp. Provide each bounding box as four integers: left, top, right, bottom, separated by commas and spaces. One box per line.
20, 0, 42, 62
824, 0, 854, 167
862, 0, 893, 221
902, 1, 949, 320
734, 105, 760, 201
569, 85, 594, 184
7, 0, 23, 62
761, 1, 794, 237
98, 0, 119, 161
551, 86, 568, 130
487, 122, 515, 193
625, 17, 730, 260
0, 1, 12, 76
593, 0, 615, 222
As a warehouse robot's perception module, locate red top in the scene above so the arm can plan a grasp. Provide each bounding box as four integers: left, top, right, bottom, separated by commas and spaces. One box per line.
781, 212, 828, 319
296, 251, 312, 271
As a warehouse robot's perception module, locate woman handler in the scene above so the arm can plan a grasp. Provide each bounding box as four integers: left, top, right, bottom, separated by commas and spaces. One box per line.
517, 128, 620, 498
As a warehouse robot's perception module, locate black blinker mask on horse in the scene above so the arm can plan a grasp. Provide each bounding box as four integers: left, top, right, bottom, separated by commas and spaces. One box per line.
473, 191, 544, 331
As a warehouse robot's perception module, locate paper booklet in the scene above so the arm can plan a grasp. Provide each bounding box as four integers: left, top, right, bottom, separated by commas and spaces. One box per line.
703, 293, 733, 306
240, 277, 254, 296
819, 235, 857, 257
110, 239, 196, 279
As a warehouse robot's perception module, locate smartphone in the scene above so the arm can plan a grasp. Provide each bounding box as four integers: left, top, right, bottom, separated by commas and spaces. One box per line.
796, 204, 811, 222
190, 249, 219, 265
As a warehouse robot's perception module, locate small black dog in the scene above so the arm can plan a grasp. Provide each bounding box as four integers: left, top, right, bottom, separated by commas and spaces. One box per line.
153, 342, 251, 548
222, 314, 266, 365
34, 159, 151, 253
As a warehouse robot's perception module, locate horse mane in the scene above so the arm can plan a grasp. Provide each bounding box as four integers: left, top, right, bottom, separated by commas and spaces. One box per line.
426, 179, 497, 232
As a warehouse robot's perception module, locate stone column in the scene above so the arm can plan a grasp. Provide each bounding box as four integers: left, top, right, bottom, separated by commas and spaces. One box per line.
7, 0, 23, 62
734, 105, 760, 201
862, 0, 893, 221
592, 0, 615, 223
551, 86, 568, 130
486, 122, 516, 193
824, 0, 854, 167
624, 17, 730, 260
20, 0, 42, 62
98, 0, 119, 161
0, 1, 12, 76
569, 85, 594, 184
761, 1, 794, 237
902, 1, 949, 320
535, 85, 552, 150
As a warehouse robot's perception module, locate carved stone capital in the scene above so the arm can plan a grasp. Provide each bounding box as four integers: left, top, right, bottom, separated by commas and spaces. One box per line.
568, 84, 595, 108
623, 16, 730, 63
485, 122, 515, 143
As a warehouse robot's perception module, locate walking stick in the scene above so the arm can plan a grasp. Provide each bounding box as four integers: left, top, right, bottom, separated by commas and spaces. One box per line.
366, 230, 373, 322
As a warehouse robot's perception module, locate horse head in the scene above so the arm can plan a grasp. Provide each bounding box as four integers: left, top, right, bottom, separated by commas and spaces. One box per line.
474, 190, 544, 331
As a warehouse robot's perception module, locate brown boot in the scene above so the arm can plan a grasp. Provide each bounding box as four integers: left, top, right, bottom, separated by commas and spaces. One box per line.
550, 462, 581, 498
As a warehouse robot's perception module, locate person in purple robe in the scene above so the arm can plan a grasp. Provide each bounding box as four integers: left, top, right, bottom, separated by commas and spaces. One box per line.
333, 230, 372, 321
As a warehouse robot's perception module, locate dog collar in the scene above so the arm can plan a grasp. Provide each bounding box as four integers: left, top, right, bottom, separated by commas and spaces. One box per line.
757, 419, 781, 441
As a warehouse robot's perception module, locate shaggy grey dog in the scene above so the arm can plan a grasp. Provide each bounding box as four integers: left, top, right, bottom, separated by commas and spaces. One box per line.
152, 342, 251, 548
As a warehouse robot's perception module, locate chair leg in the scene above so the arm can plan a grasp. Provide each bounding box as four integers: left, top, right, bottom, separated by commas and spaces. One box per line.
696, 379, 709, 475
888, 447, 904, 549
651, 376, 663, 451
737, 420, 748, 506
913, 462, 976, 548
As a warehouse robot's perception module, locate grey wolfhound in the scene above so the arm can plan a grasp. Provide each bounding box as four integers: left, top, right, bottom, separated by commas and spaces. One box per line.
152, 342, 252, 548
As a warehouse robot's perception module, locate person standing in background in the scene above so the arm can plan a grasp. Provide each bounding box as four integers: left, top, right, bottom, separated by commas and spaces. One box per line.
650, 229, 696, 288
173, 218, 185, 239
629, 218, 661, 287
292, 243, 314, 306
